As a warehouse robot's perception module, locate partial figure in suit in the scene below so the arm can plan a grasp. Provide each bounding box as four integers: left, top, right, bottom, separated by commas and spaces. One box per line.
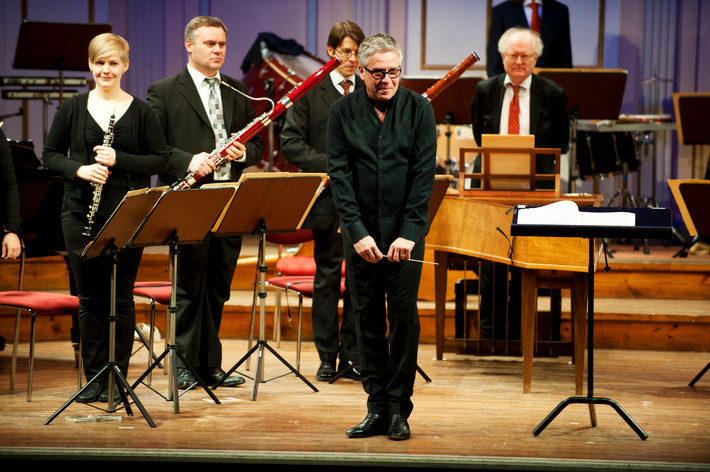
1, 127, 22, 261
487, 0, 572, 78
471, 26, 570, 340
147, 16, 265, 389
280, 21, 365, 382
328, 34, 437, 440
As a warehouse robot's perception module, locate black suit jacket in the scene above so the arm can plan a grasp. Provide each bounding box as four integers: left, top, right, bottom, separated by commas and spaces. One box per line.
147, 68, 264, 187
470, 73, 569, 153
487, 0, 572, 77
280, 75, 363, 229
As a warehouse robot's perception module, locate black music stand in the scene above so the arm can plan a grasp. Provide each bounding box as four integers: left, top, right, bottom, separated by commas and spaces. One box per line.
668, 180, 710, 385
512, 205, 673, 440
211, 173, 326, 400
128, 185, 239, 413
45, 189, 163, 427
13, 21, 111, 137
536, 69, 627, 193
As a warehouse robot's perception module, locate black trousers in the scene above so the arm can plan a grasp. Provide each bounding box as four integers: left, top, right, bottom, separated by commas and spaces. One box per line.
344, 235, 424, 419
174, 232, 241, 371
62, 205, 142, 381
311, 221, 358, 364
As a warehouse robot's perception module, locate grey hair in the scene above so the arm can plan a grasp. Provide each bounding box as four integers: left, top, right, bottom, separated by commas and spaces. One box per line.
358, 33, 403, 68
185, 16, 228, 42
498, 27, 544, 57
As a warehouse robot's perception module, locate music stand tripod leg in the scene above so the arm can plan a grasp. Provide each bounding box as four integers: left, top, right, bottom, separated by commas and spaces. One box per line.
689, 361, 710, 387
215, 222, 318, 400
130, 236, 221, 413
46, 249, 156, 427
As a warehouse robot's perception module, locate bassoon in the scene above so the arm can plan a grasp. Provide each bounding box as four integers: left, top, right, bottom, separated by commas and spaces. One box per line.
421, 51, 480, 101
173, 56, 341, 189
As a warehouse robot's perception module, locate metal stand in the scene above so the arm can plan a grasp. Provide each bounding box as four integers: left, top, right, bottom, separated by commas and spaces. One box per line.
532, 238, 648, 440
131, 233, 221, 413
45, 245, 156, 427
214, 219, 318, 400
689, 362, 709, 387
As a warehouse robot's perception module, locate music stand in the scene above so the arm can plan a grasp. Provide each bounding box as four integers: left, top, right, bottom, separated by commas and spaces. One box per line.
668, 179, 710, 385
536, 68, 627, 193
45, 189, 163, 427
211, 173, 326, 400
128, 185, 239, 413
13, 21, 111, 138
512, 205, 672, 440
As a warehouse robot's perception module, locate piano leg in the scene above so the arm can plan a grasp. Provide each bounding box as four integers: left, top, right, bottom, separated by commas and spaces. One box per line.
520, 269, 537, 394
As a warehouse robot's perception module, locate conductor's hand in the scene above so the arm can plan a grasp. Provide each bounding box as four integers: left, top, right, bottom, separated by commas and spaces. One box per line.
387, 237, 415, 262
354, 235, 383, 264
189, 152, 217, 178
76, 163, 111, 185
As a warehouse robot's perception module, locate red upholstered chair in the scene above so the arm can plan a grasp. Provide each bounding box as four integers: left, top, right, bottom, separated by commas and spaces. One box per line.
132, 281, 171, 379
263, 277, 346, 371
0, 244, 80, 401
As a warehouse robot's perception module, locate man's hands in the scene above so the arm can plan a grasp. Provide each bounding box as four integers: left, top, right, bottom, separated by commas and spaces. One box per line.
354, 236, 414, 264
188, 141, 246, 178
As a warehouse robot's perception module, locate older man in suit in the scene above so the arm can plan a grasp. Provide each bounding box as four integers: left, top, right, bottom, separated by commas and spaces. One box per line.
486, 0, 572, 78
147, 16, 264, 389
470, 26, 569, 341
280, 21, 365, 382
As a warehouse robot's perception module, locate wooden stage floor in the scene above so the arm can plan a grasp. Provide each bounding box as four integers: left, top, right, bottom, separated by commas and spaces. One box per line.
1, 338, 709, 470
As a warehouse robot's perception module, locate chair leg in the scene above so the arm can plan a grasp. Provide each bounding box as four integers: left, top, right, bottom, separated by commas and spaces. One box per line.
296, 292, 303, 372
10, 308, 21, 391
27, 309, 37, 402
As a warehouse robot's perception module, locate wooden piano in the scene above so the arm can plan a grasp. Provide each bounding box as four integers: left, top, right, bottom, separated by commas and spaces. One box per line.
426, 145, 603, 394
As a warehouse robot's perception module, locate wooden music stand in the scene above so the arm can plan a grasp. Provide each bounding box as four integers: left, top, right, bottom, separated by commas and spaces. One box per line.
668, 179, 710, 385
45, 188, 164, 427
512, 205, 673, 440
536, 68, 627, 192
210, 173, 327, 401
127, 185, 238, 413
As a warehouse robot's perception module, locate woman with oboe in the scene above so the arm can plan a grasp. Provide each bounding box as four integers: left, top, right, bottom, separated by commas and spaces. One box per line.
43, 33, 168, 403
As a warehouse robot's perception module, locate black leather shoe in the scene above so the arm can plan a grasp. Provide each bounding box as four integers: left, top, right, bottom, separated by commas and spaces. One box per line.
316, 361, 336, 381
76, 382, 103, 403
203, 368, 245, 387
337, 361, 362, 381
346, 413, 388, 438
176, 367, 196, 390
387, 414, 411, 440
99, 383, 121, 403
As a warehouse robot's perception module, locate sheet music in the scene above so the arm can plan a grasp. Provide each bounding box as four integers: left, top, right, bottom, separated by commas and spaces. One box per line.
517, 200, 636, 227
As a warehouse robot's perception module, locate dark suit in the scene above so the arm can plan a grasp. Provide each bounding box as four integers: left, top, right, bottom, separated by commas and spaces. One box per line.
147, 68, 264, 372
280, 75, 363, 366
470, 72, 569, 339
487, 0, 572, 77
328, 87, 436, 418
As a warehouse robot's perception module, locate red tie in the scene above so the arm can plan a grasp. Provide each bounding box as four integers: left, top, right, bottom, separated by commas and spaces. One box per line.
508, 85, 520, 135
341, 79, 352, 95
529, 2, 541, 33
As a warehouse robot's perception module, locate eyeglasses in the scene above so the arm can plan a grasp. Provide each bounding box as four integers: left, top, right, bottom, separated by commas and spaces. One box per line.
362, 65, 402, 80
335, 48, 358, 58
504, 53, 536, 62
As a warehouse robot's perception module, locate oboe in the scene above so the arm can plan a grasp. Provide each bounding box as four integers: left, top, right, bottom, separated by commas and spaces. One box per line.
82, 111, 116, 238
172, 55, 341, 190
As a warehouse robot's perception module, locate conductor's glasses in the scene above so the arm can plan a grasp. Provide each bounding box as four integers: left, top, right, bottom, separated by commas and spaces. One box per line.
362, 66, 402, 80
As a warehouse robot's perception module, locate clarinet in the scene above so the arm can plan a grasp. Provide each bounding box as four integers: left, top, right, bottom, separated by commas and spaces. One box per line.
172, 55, 341, 190
82, 111, 116, 238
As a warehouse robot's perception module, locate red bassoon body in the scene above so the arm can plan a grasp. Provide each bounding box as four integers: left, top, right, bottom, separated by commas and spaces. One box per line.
174, 55, 341, 189
422, 51, 480, 101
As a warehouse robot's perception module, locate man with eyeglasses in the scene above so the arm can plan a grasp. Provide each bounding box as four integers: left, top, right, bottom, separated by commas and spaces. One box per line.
469, 26, 569, 342
281, 21, 365, 383
327, 33, 436, 440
